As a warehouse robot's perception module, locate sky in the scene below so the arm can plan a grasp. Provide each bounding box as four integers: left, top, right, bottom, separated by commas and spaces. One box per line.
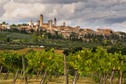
0, 0, 126, 32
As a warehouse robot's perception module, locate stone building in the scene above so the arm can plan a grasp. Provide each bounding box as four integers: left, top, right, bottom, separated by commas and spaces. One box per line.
54, 18, 57, 26
40, 14, 43, 27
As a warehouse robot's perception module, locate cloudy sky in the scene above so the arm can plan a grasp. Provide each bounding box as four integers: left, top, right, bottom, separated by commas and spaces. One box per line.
0, 0, 126, 32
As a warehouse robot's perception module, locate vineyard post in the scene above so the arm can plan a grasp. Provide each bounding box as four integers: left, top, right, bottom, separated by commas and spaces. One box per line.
64, 55, 68, 84
22, 55, 28, 84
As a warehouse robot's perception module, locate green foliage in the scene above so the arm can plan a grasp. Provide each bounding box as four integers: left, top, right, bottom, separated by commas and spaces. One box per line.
10, 24, 17, 28
0, 47, 126, 83
0, 51, 22, 72
25, 48, 64, 76
67, 46, 126, 83
31, 32, 38, 42
1, 22, 7, 25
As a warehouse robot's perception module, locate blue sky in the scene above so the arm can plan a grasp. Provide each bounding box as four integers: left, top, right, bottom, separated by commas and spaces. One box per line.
0, 0, 126, 32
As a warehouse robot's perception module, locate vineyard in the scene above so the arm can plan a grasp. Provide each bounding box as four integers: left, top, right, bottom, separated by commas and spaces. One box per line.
0, 47, 126, 84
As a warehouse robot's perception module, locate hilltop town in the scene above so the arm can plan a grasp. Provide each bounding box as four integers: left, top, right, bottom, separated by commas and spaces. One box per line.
0, 14, 125, 41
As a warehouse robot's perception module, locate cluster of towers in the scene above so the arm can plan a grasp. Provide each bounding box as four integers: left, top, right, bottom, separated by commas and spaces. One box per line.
29, 14, 57, 30
39, 14, 57, 28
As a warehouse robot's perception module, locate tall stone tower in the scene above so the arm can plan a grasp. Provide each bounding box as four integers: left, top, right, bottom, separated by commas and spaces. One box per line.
48, 20, 53, 28
63, 22, 65, 27
29, 20, 33, 27
37, 20, 41, 32
36, 20, 40, 30
37, 20, 40, 27
40, 14, 43, 27
54, 18, 57, 26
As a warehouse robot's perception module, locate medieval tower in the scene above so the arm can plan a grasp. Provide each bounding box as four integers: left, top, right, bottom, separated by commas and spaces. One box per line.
54, 18, 57, 26
29, 20, 33, 27
48, 20, 53, 28
63, 22, 65, 27
40, 14, 43, 27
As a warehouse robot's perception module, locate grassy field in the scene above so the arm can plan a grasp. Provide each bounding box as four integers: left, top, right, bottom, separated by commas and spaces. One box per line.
0, 79, 96, 84
0, 73, 96, 84
0, 47, 63, 55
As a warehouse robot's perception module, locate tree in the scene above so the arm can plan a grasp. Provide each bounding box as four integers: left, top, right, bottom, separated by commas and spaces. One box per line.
0, 51, 22, 83
25, 48, 64, 84
32, 32, 38, 42
70, 32, 78, 41
2, 22, 6, 25
67, 48, 94, 84
67, 47, 124, 84
10, 24, 17, 28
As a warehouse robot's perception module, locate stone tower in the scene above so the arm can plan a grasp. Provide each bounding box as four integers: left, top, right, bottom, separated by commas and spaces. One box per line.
40, 14, 43, 27
37, 20, 40, 27
29, 20, 33, 26
48, 20, 53, 28
36, 20, 41, 32
63, 22, 65, 27
54, 18, 57, 26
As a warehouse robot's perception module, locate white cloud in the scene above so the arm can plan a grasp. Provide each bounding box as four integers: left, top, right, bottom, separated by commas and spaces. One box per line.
1, 2, 46, 20
110, 22, 126, 32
